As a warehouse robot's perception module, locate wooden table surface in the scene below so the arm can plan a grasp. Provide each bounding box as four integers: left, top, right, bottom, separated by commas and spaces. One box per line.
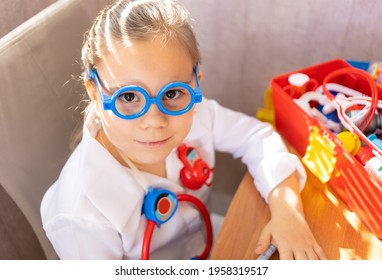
210, 168, 382, 260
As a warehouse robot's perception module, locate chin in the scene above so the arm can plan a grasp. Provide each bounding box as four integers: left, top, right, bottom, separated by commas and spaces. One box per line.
133, 151, 170, 165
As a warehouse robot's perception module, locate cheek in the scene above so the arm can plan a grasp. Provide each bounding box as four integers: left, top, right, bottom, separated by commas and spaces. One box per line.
101, 112, 135, 142
172, 110, 195, 138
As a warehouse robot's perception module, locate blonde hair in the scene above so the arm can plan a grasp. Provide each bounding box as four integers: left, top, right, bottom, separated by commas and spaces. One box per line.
70, 0, 201, 150
81, 0, 201, 74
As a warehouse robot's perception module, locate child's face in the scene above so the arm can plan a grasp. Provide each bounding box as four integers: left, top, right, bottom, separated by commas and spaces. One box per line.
93, 38, 198, 170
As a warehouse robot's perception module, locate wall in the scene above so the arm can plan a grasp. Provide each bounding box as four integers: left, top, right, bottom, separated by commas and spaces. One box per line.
179, 0, 382, 196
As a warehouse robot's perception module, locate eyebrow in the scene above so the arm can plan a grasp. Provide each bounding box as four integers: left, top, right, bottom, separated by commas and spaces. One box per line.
107, 78, 193, 94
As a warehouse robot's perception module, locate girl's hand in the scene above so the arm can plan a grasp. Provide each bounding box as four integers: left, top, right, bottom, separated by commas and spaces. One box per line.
255, 173, 327, 260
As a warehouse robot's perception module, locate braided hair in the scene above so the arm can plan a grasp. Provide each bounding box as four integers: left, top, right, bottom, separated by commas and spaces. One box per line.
81, 0, 201, 76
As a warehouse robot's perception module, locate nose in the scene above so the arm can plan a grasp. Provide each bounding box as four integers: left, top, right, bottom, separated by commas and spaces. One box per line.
139, 103, 168, 129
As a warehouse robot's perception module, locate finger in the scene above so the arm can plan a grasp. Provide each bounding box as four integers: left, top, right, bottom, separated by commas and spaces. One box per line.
293, 249, 308, 260
313, 244, 328, 260
277, 246, 294, 260
304, 247, 319, 260
255, 226, 272, 254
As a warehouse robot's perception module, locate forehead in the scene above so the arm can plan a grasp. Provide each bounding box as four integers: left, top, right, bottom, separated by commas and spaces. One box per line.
96, 38, 194, 88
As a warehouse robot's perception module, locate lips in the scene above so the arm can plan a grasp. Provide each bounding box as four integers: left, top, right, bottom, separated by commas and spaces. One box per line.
135, 137, 171, 148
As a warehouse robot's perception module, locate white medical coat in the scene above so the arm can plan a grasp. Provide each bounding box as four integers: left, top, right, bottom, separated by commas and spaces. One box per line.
40, 98, 306, 259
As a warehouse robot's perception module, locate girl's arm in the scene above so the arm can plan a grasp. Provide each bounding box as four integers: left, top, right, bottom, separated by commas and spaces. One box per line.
255, 172, 327, 259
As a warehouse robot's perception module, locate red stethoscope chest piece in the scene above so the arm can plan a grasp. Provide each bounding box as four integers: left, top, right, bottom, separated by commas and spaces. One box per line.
178, 144, 213, 190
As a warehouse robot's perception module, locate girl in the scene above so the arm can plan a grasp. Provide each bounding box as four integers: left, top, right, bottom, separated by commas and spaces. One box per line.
41, 0, 326, 260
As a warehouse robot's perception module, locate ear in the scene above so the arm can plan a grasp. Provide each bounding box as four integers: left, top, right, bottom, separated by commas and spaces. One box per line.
197, 69, 203, 83
84, 79, 98, 102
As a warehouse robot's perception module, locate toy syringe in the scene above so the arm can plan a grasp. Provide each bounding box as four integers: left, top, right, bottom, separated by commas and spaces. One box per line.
256, 244, 277, 260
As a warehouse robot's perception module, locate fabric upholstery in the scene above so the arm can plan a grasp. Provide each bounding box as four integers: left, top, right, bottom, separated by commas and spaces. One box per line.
0, 0, 108, 259
0, 183, 46, 259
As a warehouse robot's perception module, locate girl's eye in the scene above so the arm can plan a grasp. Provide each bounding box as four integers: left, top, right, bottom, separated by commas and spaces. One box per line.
119, 92, 138, 102
163, 90, 181, 100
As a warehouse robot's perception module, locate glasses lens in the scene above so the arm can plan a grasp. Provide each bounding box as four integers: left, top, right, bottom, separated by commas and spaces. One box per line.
160, 87, 192, 113
115, 90, 146, 116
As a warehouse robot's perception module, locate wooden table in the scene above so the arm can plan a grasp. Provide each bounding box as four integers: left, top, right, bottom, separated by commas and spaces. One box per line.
210, 167, 382, 260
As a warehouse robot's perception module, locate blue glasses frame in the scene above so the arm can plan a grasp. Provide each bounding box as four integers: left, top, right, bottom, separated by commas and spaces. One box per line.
87, 65, 203, 120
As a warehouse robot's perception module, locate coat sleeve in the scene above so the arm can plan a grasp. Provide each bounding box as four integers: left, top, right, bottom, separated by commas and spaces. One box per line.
43, 214, 124, 259
197, 98, 306, 201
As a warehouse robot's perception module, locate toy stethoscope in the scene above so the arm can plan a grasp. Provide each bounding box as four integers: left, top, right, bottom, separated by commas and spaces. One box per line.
119, 143, 214, 260
295, 67, 382, 159
292, 67, 382, 159
319, 67, 382, 159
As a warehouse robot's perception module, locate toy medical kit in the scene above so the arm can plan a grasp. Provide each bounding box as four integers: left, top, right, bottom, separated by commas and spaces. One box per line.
364, 157, 382, 185
256, 244, 277, 260
301, 126, 337, 184
367, 62, 382, 87
355, 146, 374, 165
320, 68, 382, 155
271, 59, 382, 238
293, 91, 341, 133
354, 146, 382, 184
368, 134, 382, 150
178, 144, 213, 190
256, 86, 275, 126
282, 73, 318, 98
347, 60, 382, 88
346, 110, 382, 134
336, 131, 361, 155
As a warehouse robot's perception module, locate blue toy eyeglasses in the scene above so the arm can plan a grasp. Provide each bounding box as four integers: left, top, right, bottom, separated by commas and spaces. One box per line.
87, 65, 203, 120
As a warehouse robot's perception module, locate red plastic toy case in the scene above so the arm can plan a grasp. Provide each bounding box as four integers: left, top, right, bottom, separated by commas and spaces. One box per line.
271, 59, 382, 238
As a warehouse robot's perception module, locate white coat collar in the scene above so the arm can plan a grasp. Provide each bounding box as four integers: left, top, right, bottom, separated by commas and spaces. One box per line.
79, 107, 185, 233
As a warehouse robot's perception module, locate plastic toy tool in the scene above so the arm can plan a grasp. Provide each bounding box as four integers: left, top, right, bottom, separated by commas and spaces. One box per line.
256, 244, 277, 260
178, 144, 213, 190
141, 187, 213, 260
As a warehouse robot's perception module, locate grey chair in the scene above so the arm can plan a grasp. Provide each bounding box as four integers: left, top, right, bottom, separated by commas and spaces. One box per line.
0, 183, 46, 259
0, 0, 109, 259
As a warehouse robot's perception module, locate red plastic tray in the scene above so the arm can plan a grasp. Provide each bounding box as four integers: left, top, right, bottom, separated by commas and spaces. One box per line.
271, 59, 382, 238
